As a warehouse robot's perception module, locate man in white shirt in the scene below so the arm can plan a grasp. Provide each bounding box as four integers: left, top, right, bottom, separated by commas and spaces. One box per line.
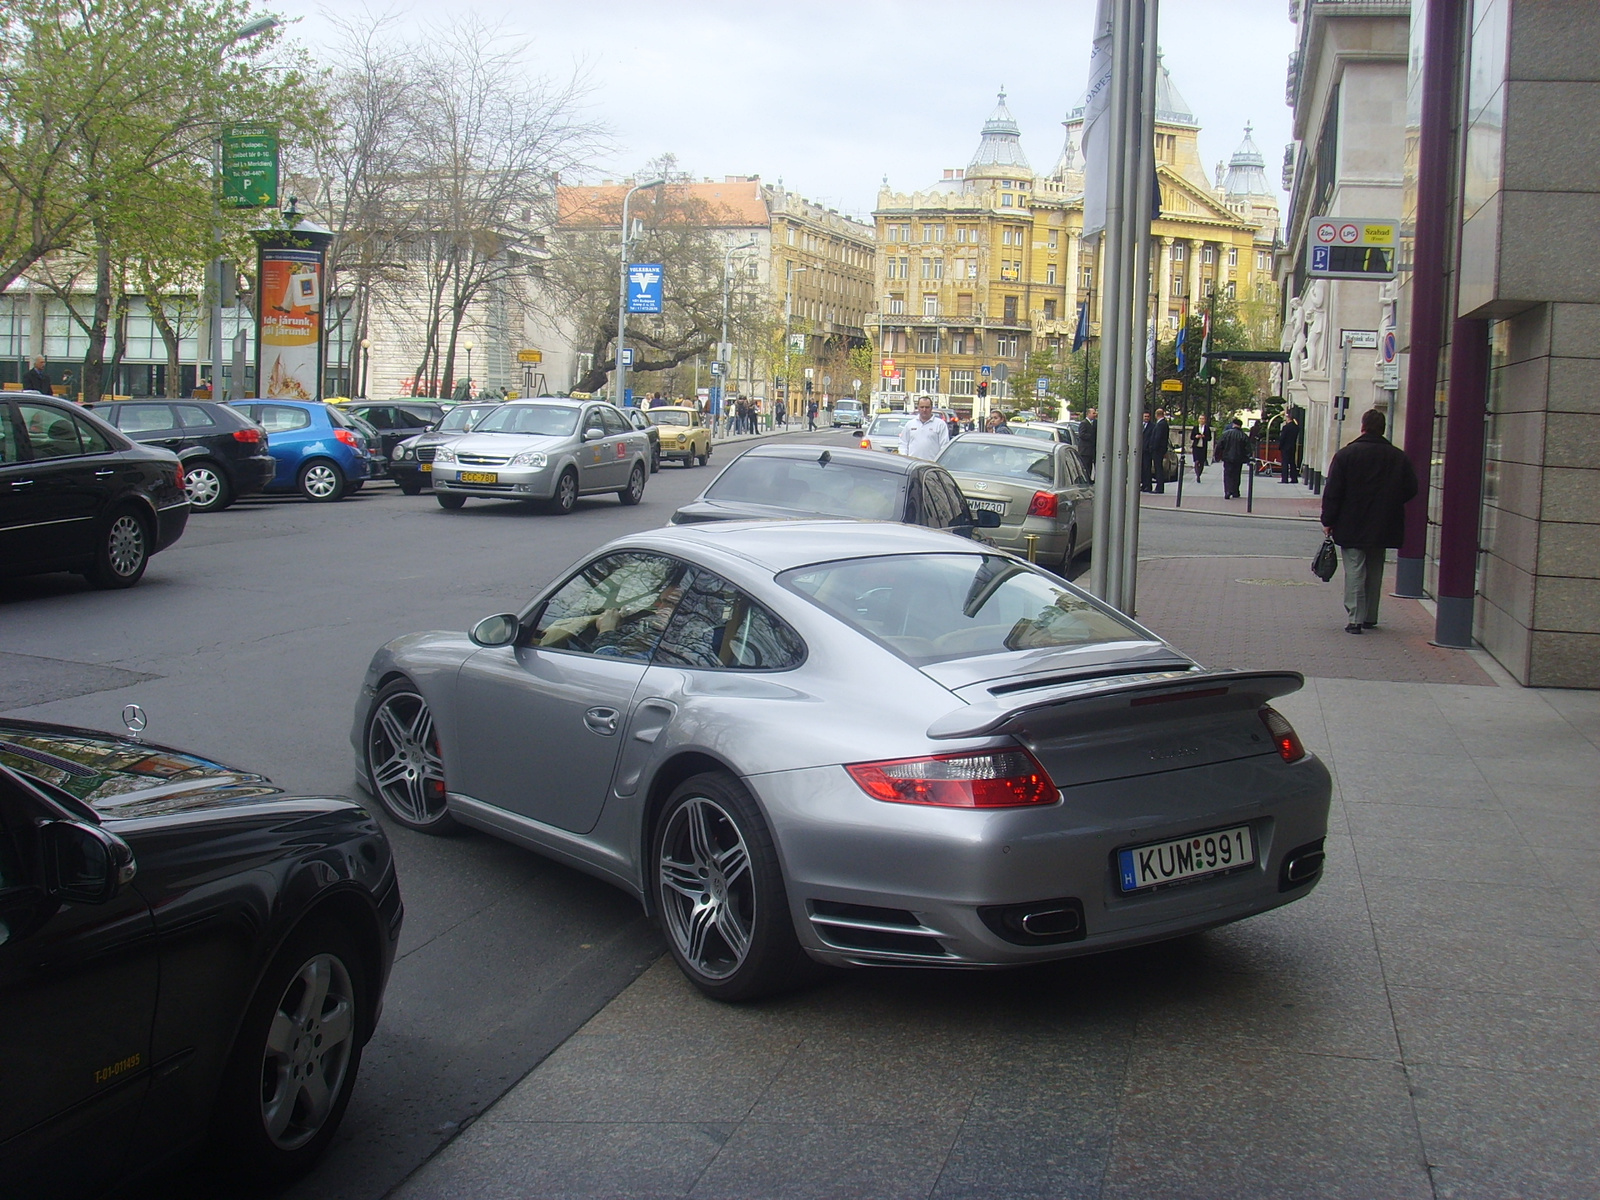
898, 395, 950, 460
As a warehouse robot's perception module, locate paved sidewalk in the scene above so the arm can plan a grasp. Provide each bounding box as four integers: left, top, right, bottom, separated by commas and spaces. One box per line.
1140, 461, 1323, 521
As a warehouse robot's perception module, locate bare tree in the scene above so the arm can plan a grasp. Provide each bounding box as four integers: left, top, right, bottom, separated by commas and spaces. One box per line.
547, 168, 764, 396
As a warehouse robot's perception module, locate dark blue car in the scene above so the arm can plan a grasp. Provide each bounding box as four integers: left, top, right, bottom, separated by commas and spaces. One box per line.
229, 400, 375, 502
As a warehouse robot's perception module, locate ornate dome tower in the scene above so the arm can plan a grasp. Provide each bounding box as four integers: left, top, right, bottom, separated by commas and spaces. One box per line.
1222, 124, 1280, 242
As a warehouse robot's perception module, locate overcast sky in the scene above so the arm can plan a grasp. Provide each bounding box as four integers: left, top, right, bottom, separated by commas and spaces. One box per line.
271, 0, 1297, 221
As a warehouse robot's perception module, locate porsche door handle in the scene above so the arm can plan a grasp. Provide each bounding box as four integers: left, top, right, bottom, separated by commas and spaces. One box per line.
583, 707, 620, 736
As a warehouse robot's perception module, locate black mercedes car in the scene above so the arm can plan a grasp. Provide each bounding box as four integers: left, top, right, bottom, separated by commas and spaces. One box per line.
388, 402, 498, 494
0, 718, 403, 1198
88, 400, 275, 513
0, 394, 189, 588
669, 443, 1000, 538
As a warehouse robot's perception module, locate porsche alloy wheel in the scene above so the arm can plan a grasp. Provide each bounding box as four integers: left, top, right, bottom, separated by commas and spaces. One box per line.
364, 681, 455, 833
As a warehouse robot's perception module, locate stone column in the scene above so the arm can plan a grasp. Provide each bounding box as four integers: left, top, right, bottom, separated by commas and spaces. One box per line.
1187, 240, 1203, 307
1156, 237, 1173, 331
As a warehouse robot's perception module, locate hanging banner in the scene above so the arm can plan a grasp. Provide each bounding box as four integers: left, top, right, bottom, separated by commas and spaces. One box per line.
222, 125, 280, 208
257, 246, 324, 400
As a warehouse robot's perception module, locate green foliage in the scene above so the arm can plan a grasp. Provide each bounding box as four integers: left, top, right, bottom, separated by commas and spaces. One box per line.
1150, 295, 1270, 425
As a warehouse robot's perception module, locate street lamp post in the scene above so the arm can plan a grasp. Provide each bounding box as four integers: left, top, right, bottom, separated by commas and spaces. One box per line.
209, 16, 279, 401
719, 240, 756, 431
360, 338, 370, 398
784, 265, 808, 422
615, 178, 665, 408
463, 338, 474, 398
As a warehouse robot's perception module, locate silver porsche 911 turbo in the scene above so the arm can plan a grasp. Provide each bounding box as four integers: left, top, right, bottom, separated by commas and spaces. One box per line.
351, 521, 1331, 1001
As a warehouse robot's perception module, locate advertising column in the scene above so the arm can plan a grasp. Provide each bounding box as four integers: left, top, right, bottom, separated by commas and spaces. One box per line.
255, 222, 333, 400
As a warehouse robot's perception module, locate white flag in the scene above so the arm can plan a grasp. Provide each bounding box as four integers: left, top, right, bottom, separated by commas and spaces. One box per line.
1079, 0, 1115, 240
1146, 320, 1156, 383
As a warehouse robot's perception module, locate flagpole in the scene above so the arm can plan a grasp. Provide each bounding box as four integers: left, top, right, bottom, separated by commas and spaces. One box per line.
1088, 0, 1127, 604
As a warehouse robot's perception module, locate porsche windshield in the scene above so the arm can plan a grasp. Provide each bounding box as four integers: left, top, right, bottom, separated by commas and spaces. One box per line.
705, 457, 904, 521
780, 553, 1141, 663
474, 404, 578, 436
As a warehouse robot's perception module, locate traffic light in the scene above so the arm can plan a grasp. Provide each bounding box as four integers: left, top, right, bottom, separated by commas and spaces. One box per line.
804, 378, 813, 393
977, 380, 988, 399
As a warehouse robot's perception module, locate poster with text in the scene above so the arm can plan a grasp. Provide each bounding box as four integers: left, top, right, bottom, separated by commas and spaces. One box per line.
258, 249, 322, 400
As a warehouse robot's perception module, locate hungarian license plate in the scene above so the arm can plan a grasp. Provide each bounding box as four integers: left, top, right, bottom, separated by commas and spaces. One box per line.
459, 471, 497, 484
967, 497, 1007, 515
1118, 824, 1255, 893
419, 462, 432, 472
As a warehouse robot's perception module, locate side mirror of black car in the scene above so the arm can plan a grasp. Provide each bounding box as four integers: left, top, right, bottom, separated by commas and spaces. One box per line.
42, 821, 136, 904
470, 613, 520, 647
970, 510, 1003, 529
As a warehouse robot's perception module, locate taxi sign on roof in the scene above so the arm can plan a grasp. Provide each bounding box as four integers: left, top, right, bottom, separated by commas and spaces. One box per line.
1308, 217, 1396, 281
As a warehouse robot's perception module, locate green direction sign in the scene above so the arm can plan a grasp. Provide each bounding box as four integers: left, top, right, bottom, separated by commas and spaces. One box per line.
221, 124, 279, 208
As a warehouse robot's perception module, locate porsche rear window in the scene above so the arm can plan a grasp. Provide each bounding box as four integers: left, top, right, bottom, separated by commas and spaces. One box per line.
780, 553, 1141, 664
706, 457, 904, 521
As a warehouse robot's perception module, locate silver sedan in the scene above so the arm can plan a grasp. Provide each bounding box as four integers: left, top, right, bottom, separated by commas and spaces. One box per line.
938, 433, 1095, 570
351, 521, 1331, 1001
431, 399, 649, 513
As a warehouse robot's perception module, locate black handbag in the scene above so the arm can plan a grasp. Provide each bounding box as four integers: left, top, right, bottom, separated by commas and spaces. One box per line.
1311, 536, 1338, 582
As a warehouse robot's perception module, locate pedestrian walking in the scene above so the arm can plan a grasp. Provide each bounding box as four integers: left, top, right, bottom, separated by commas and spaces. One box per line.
1215, 418, 1251, 499
898, 395, 950, 460
1278, 412, 1301, 483
1320, 408, 1418, 634
23, 356, 51, 395
1190, 415, 1212, 482
806, 399, 818, 431
1077, 407, 1097, 482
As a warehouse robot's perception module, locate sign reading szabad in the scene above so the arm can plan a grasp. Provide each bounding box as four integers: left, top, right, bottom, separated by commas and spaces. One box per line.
1308, 217, 1396, 281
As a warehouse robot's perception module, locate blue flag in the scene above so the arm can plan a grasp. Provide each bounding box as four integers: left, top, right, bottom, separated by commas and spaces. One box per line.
1071, 301, 1089, 353
1175, 321, 1186, 373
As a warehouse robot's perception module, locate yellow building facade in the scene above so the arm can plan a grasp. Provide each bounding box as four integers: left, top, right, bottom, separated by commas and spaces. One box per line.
868, 72, 1279, 417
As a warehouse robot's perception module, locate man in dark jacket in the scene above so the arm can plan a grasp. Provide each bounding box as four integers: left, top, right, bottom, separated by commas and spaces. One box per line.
1143, 408, 1171, 493
22, 356, 52, 394
1215, 418, 1251, 499
1077, 407, 1097, 482
1278, 413, 1301, 483
1321, 408, 1418, 634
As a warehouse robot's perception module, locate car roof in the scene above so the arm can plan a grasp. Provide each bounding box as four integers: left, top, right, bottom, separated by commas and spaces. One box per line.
946, 432, 1067, 448
648, 405, 699, 413
619, 519, 984, 575
729, 443, 921, 475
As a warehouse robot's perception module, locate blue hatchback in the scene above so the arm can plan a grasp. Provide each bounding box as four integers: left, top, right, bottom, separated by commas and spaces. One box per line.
229, 400, 375, 502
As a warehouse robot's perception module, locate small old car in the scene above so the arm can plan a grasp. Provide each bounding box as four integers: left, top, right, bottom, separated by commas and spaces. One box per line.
645, 405, 712, 467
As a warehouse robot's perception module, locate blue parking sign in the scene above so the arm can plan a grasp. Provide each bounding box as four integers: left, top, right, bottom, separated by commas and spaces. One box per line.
627, 263, 663, 313
1311, 246, 1330, 273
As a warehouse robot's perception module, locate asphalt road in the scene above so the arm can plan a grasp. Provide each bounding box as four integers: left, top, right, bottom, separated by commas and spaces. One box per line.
0, 425, 1294, 1198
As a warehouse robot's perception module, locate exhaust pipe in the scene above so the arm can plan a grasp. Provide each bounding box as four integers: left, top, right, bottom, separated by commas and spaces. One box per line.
1279, 839, 1326, 891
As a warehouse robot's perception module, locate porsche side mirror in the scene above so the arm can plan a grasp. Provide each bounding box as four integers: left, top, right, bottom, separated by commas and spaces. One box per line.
43, 821, 136, 904
469, 613, 520, 647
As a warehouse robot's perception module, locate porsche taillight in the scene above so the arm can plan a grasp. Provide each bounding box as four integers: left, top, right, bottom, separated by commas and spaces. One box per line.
1259, 706, 1306, 762
845, 747, 1058, 808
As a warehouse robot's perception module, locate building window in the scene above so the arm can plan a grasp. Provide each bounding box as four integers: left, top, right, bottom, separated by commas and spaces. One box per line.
923, 294, 939, 316
916, 367, 939, 394
920, 257, 943, 280
1257, 250, 1269, 270
1173, 272, 1184, 295
1171, 243, 1186, 261
1002, 296, 1018, 323
887, 295, 905, 314
1226, 281, 1236, 299
922, 224, 944, 242
1227, 247, 1238, 267
956, 293, 974, 317
949, 369, 976, 396
1046, 265, 1057, 285
1047, 230, 1058, 249
1202, 246, 1214, 264
786, 227, 796, 245
1082, 266, 1093, 287
997, 335, 1019, 357
917, 330, 940, 354
1204, 279, 1215, 296
1043, 299, 1057, 320
884, 371, 905, 392
1001, 194, 1013, 207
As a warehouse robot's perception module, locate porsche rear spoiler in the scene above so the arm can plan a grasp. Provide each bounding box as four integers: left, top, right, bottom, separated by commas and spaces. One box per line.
926, 669, 1306, 740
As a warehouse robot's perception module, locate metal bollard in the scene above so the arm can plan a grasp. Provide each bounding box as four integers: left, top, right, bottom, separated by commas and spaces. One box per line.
1246, 462, 1255, 514
1025, 534, 1039, 563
